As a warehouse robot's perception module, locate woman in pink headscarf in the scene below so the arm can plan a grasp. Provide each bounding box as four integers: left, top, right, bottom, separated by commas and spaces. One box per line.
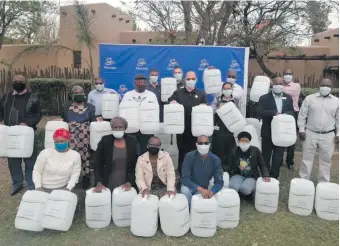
32, 128, 82, 193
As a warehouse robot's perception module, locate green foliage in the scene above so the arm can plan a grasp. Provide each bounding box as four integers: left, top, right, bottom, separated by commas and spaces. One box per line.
28, 78, 92, 116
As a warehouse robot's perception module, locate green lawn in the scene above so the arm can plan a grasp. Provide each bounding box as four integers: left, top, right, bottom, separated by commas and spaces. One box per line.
0, 153, 338, 246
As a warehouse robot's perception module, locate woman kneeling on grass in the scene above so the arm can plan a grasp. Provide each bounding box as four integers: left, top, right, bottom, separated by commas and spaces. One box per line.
33, 128, 82, 193
135, 136, 177, 198
228, 131, 271, 200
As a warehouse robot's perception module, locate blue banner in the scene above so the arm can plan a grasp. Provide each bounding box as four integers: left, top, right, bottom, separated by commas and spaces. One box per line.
99, 44, 249, 107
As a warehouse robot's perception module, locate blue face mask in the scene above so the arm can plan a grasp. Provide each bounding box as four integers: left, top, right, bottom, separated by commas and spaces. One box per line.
55, 142, 68, 152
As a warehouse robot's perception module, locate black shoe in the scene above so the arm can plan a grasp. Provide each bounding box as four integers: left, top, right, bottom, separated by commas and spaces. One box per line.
287, 164, 294, 171
10, 185, 23, 196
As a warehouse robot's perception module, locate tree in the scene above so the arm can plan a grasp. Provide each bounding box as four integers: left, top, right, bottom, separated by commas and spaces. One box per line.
305, 1, 332, 34
0, 1, 56, 48
123, 0, 337, 77
7, 1, 97, 82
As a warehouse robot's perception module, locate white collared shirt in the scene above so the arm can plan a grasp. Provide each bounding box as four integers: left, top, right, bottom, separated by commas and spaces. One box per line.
298, 92, 339, 136
272, 92, 283, 114
87, 88, 120, 116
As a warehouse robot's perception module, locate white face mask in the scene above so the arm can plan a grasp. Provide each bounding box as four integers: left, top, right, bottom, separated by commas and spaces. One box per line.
186, 79, 197, 89
239, 143, 251, 152
150, 76, 158, 84
272, 85, 283, 94
197, 144, 210, 155
174, 73, 183, 82
95, 84, 104, 92
319, 86, 332, 97
112, 131, 124, 139
226, 77, 236, 84
222, 89, 233, 97
283, 75, 293, 83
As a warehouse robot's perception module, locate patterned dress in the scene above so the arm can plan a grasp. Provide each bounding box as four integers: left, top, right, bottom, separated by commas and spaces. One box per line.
67, 103, 91, 178
150, 158, 167, 198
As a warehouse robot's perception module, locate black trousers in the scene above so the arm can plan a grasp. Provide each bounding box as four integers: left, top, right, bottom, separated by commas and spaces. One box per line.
131, 131, 153, 155
211, 131, 235, 171
177, 128, 197, 176
284, 111, 299, 166
262, 136, 285, 179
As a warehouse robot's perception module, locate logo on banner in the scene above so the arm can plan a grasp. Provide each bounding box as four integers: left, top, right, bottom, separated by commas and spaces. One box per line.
229, 60, 241, 71
136, 58, 148, 70
104, 57, 116, 70
167, 58, 179, 70
198, 59, 209, 71
118, 84, 128, 93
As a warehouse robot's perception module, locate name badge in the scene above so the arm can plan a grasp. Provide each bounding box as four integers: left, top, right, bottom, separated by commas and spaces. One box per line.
195, 95, 198, 98
214, 126, 220, 131
282, 97, 287, 99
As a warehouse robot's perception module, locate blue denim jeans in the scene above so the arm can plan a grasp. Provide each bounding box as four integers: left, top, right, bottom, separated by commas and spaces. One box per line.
180, 185, 200, 207
8, 155, 36, 189
229, 175, 256, 195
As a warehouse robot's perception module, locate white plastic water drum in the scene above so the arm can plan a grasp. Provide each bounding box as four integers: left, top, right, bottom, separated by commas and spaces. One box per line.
246, 118, 262, 138
0, 125, 9, 157
203, 68, 222, 94
140, 102, 160, 134
190, 195, 218, 237
85, 188, 111, 229
250, 76, 271, 102
288, 178, 315, 216
271, 114, 297, 147
215, 188, 240, 229
161, 77, 177, 102
159, 194, 190, 237
7, 126, 34, 158
155, 123, 174, 145
315, 182, 339, 221
102, 93, 119, 119
42, 190, 78, 231
191, 105, 214, 137
163, 104, 185, 134
209, 172, 229, 190
234, 125, 261, 151
44, 121, 69, 149
162, 144, 179, 170
216, 102, 246, 133
89, 121, 111, 151
119, 101, 140, 133
15, 190, 49, 232
112, 187, 137, 227
255, 178, 280, 214
130, 194, 159, 237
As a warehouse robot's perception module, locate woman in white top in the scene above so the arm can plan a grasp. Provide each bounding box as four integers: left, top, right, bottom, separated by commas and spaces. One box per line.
33, 128, 81, 192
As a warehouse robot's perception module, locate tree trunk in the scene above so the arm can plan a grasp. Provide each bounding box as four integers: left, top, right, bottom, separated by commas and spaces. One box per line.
88, 46, 94, 84
181, 1, 193, 45
216, 2, 234, 45
254, 52, 276, 78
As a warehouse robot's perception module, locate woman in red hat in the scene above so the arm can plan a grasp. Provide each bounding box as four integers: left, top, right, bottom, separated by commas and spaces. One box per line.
32, 128, 81, 193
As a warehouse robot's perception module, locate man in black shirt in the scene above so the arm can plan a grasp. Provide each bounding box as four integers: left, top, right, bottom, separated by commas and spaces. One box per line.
0, 75, 41, 195
168, 71, 207, 176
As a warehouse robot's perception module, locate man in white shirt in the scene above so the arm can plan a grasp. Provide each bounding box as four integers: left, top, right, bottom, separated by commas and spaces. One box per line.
226, 69, 246, 116
121, 74, 159, 154
298, 78, 339, 182
87, 77, 120, 121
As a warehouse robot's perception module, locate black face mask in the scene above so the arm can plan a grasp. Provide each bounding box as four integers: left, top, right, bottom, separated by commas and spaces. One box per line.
13, 82, 26, 93
73, 94, 86, 102
148, 147, 160, 155
136, 84, 146, 93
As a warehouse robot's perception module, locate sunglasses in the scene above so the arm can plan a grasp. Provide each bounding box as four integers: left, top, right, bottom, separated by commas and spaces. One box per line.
227, 75, 236, 79
197, 142, 209, 145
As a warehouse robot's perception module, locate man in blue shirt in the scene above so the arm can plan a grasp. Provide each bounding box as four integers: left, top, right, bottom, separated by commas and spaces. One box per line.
180, 135, 224, 206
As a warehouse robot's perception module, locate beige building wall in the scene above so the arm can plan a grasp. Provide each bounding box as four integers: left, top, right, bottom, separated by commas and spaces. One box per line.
0, 44, 58, 70
0, 3, 338, 81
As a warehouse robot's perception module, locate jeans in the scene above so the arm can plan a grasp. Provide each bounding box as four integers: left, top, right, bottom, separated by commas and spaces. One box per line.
180, 185, 200, 207
8, 155, 36, 189
229, 175, 256, 195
